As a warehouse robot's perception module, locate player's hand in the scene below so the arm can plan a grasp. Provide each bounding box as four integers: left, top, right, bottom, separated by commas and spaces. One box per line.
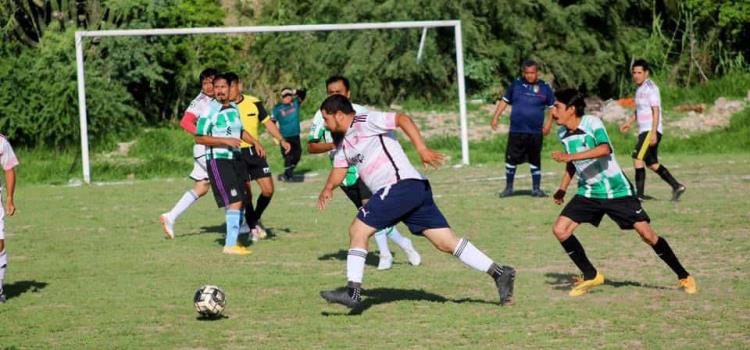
281, 140, 292, 155
254, 142, 266, 158
223, 138, 242, 148
418, 148, 445, 169
619, 122, 631, 133
5, 200, 15, 216
553, 189, 566, 205
318, 187, 333, 210
648, 135, 657, 146
551, 151, 570, 163
491, 118, 499, 131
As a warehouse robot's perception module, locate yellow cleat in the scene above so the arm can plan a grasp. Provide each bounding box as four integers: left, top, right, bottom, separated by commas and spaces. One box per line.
222, 245, 253, 256
679, 275, 697, 294
569, 272, 604, 297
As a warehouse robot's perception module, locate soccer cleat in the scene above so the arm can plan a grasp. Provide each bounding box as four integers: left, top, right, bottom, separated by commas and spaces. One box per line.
531, 189, 548, 197
493, 265, 516, 305
159, 213, 175, 239
254, 224, 268, 239
497, 187, 514, 198
569, 272, 604, 297
377, 255, 393, 270
401, 239, 421, 266
637, 194, 655, 201
320, 287, 361, 309
671, 185, 687, 202
239, 222, 251, 234
679, 275, 697, 294
250, 228, 261, 243
222, 245, 253, 256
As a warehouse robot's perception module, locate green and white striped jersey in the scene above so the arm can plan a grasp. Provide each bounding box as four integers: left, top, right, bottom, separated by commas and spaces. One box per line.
196, 102, 243, 160
557, 115, 634, 199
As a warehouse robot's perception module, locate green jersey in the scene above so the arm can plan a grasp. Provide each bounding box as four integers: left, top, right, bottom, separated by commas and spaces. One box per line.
558, 115, 634, 199
308, 103, 369, 187
196, 102, 243, 160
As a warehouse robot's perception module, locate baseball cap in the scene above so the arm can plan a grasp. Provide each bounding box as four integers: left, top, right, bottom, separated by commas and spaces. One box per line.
281, 88, 294, 97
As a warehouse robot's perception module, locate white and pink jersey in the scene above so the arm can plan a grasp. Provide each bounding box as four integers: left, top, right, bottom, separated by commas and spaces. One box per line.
0, 135, 19, 192
332, 111, 425, 193
179, 92, 215, 135
635, 79, 663, 133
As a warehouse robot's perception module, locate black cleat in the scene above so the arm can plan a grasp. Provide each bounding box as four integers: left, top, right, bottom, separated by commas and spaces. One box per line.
494, 266, 516, 305
671, 185, 686, 202
320, 287, 361, 309
637, 194, 655, 201
497, 188, 514, 198
531, 189, 548, 197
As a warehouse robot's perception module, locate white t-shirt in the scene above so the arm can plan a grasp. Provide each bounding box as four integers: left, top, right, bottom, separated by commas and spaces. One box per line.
635, 79, 663, 133
332, 110, 425, 192
0, 135, 19, 193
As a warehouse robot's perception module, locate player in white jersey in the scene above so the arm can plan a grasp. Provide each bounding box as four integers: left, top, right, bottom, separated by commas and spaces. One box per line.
316, 94, 515, 309
159, 68, 219, 239
620, 59, 686, 202
308, 75, 421, 270
0, 135, 19, 303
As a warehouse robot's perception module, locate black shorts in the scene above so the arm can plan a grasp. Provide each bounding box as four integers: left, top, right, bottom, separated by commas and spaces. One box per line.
505, 132, 543, 166
206, 158, 247, 208
240, 147, 272, 180
340, 178, 372, 209
560, 195, 651, 230
631, 132, 662, 166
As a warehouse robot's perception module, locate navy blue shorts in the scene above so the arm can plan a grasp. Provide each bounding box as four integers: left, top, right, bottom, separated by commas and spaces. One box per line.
357, 179, 450, 235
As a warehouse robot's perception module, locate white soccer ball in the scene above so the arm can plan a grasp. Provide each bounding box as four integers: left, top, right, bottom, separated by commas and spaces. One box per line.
193, 285, 226, 318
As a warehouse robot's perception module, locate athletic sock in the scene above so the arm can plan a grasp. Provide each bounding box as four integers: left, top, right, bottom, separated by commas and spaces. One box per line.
386, 227, 409, 248
167, 190, 199, 222
655, 165, 681, 190
255, 194, 272, 222
505, 163, 516, 190
0, 249, 6, 293
224, 209, 241, 247
244, 199, 257, 228
530, 164, 542, 191
374, 229, 392, 257
347, 248, 368, 284
651, 237, 689, 279
560, 235, 597, 280
453, 238, 494, 272
487, 263, 505, 279
635, 168, 646, 196
284, 166, 294, 179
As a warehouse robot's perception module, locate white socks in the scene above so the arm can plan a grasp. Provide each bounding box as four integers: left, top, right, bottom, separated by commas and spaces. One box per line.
346, 248, 367, 283
374, 228, 392, 257
167, 190, 199, 222
453, 238, 494, 272
0, 249, 6, 290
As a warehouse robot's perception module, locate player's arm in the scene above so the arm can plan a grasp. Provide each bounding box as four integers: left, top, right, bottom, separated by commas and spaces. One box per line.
396, 113, 444, 168
552, 144, 611, 163
620, 113, 636, 133
649, 106, 660, 145
194, 136, 241, 148
491, 100, 508, 131
295, 89, 307, 103
542, 109, 554, 136
179, 112, 198, 135
318, 167, 349, 210
262, 119, 291, 154
308, 141, 335, 154
4, 167, 16, 216
553, 162, 576, 205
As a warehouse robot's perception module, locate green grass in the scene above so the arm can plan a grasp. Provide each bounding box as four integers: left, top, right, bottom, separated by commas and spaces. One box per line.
0, 153, 749, 348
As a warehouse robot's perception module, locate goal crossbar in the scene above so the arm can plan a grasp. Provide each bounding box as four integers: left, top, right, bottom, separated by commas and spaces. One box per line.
75, 20, 469, 183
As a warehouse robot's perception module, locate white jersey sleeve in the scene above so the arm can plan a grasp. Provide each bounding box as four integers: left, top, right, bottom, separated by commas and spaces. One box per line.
0, 136, 19, 171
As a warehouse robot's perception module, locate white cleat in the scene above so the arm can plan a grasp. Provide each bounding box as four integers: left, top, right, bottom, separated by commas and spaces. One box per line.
402, 239, 421, 266
159, 213, 175, 239
377, 255, 393, 270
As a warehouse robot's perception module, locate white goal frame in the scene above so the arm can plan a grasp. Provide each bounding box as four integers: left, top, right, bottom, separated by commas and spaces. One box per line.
75, 20, 469, 184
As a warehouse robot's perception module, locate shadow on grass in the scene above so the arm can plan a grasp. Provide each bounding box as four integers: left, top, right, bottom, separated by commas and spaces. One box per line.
318, 250, 382, 267
208, 225, 293, 247
196, 314, 228, 321
4, 280, 48, 300
321, 287, 499, 316
544, 272, 671, 291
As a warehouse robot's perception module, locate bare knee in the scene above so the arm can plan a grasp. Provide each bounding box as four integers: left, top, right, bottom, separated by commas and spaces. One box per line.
194, 181, 210, 196
552, 224, 572, 242
634, 222, 659, 245
648, 163, 660, 172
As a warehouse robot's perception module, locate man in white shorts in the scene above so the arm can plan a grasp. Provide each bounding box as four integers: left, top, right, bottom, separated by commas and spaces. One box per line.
0, 134, 19, 303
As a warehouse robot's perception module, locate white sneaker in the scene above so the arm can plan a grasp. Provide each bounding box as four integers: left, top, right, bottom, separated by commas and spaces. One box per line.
239, 222, 251, 234
377, 255, 393, 270
250, 228, 260, 243
401, 239, 421, 266
159, 213, 175, 239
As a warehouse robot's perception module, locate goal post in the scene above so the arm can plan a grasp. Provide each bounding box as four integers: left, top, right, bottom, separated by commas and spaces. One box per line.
75, 20, 470, 184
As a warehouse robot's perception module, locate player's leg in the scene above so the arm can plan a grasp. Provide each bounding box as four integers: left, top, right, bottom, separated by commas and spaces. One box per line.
529, 134, 546, 197
253, 176, 274, 231
633, 222, 696, 293
207, 159, 251, 255
500, 133, 520, 197
0, 224, 6, 302
160, 145, 211, 239
374, 228, 393, 270
646, 134, 686, 201
285, 136, 302, 180
555, 196, 605, 296
385, 226, 421, 266
632, 132, 649, 200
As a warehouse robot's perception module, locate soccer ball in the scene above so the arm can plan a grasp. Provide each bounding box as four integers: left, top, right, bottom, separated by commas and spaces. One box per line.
193, 285, 226, 318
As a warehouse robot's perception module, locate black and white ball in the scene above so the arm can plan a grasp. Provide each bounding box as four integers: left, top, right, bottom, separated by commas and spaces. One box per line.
193, 285, 226, 318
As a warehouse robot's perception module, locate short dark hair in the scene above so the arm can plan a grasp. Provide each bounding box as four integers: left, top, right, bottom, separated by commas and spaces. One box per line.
325, 75, 350, 91
632, 59, 650, 72
199, 68, 219, 83
320, 94, 355, 115
554, 88, 586, 117
522, 59, 537, 69
224, 72, 240, 84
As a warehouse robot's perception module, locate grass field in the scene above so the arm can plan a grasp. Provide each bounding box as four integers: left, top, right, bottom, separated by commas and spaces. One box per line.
1, 153, 749, 348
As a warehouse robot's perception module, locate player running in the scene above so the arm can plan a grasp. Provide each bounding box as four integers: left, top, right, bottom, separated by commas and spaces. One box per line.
550, 88, 696, 297
195, 73, 264, 255
317, 95, 515, 308
160, 68, 219, 239
308, 75, 421, 270
619, 59, 686, 201
0, 134, 18, 303
227, 73, 291, 241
